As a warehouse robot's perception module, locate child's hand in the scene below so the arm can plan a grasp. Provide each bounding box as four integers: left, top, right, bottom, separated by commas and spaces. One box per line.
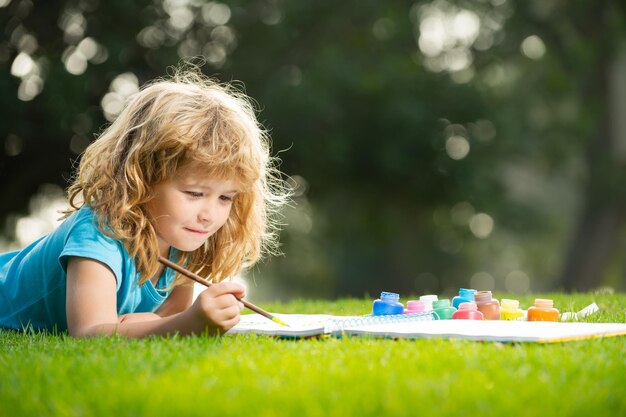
188, 282, 245, 334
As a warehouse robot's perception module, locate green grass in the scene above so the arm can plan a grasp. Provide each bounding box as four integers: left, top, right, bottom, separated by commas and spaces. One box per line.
1, 293, 625, 417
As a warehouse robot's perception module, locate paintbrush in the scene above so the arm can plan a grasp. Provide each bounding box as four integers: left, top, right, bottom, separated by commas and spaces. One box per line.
158, 256, 290, 327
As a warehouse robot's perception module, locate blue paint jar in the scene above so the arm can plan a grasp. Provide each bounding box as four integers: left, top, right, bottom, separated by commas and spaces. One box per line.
452, 288, 476, 309
372, 292, 404, 316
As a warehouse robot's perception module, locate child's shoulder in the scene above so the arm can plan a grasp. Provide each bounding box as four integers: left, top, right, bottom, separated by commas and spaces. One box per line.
58, 205, 129, 272
60, 205, 118, 246
63, 204, 98, 227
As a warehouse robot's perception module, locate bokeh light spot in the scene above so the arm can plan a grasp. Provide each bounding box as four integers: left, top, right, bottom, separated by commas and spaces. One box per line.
10, 52, 34, 77
505, 270, 530, 294
445, 135, 470, 160
470, 271, 495, 291
469, 213, 494, 238
450, 201, 475, 225
101, 73, 139, 121
521, 35, 546, 60
5, 134, 23, 156
202, 2, 231, 26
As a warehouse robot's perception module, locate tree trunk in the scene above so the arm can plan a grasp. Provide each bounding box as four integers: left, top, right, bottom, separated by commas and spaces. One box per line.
560, 204, 626, 291
559, 39, 626, 291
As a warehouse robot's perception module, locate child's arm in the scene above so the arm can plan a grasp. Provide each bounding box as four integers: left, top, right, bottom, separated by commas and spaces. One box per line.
66, 257, 244, 338
117, 283, 194, 323
155, 283, 194, 317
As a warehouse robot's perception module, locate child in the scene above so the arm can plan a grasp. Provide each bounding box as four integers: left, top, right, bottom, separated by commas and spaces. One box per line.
0, 67, 289, 337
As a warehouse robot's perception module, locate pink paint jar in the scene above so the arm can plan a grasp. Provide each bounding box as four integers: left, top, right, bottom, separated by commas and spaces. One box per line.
404, 300, 427, 314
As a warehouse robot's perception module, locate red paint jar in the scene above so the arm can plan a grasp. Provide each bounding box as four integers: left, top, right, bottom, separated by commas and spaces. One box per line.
452, 302, 484, 320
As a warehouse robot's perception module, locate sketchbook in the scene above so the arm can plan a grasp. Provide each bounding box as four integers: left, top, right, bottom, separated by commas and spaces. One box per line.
227, 313, 626, 343
227, 312, 435, 338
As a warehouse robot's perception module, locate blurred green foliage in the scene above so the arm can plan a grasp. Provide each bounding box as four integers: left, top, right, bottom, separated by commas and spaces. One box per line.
1, 0, 626, 300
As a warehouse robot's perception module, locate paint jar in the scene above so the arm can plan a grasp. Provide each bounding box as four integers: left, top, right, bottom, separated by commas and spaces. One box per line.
432, 299, 456, 320
452, 302, 484, 320
500, 299, 524, 321
527, 298, 560, 322
372, 292, 404, 316
452, 288, 477, 309
404, 300, 427, 314
419, 294, 438, 311
475, 291, 500, 320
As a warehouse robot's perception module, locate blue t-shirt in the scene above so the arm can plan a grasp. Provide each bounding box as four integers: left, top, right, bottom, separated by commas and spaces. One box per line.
0, 205, 176, 331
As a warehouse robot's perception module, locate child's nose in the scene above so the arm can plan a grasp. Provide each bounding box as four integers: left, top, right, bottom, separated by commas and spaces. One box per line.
198, 201, 215, 224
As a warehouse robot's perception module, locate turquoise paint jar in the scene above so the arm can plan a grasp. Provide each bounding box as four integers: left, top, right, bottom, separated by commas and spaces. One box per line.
452, 288, 476, 309
432, 299, 456, 320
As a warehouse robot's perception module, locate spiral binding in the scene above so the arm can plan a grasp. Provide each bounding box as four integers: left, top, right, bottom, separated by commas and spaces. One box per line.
323, 311, 437, 333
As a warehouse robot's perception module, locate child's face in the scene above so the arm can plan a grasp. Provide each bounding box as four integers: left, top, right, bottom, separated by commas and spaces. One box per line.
146, 165, 239, 255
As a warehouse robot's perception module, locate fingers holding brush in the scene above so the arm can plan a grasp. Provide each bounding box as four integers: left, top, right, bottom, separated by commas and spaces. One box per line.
190, 282, 246, 333
157, 257, 289, 328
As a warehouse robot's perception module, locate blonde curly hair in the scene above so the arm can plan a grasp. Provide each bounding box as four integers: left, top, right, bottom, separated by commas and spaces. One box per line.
63, 67, 289, 286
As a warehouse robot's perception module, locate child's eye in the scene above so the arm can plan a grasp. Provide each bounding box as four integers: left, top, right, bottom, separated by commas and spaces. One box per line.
185, 191, 203, 198
220, 195, 234, 202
